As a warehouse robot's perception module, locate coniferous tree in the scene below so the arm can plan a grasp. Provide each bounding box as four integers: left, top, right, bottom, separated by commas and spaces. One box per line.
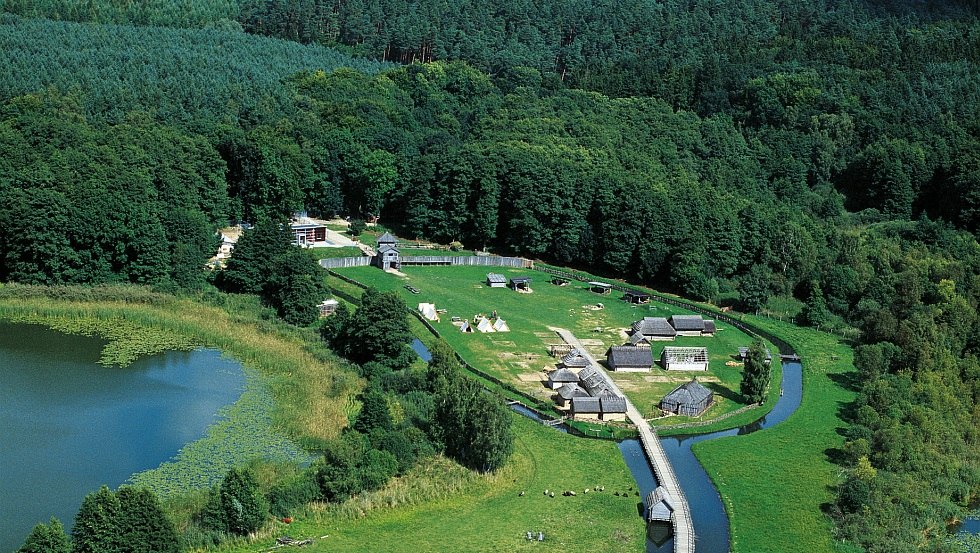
17, 518, 70, 553
218, 468, 268, 536
740, 340, 771, 404
116, 487, 180, 553
353, 384, 393, 433
71, 486, 122, 553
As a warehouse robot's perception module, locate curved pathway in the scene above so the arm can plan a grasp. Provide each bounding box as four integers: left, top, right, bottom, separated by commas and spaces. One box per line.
554, 328, 695, 553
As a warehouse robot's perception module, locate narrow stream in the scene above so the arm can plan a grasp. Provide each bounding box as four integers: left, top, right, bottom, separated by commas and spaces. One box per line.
412, 338, 805, 553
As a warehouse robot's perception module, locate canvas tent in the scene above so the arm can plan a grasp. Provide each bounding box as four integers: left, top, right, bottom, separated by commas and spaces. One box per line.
475, 317, 495, 333
493, 318, 510, 332
418, 303, 439, 322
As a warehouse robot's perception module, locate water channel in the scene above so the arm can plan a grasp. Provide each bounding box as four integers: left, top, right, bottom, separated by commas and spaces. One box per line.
0, 323, 246, 552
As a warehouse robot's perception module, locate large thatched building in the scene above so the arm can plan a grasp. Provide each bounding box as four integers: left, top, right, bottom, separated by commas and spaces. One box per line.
660, 379, 714, 417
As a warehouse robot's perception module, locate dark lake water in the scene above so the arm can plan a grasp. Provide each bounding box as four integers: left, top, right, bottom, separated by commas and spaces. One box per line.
0, 323, 245, 552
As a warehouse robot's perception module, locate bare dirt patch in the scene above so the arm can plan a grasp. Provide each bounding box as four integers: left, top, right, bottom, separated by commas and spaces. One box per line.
517, 372, 547, 383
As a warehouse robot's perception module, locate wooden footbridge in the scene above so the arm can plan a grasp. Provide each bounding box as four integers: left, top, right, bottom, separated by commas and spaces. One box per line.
554, 329, 696, 553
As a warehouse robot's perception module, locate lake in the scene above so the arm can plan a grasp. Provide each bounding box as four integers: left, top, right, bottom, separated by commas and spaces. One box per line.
0, 322, 245, 552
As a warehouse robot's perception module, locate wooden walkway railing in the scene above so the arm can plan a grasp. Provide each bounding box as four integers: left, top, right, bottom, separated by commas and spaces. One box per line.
554, 328, 696, 553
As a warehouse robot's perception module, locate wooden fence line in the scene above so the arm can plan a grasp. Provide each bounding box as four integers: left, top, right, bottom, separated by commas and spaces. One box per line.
321, 255, 532, 270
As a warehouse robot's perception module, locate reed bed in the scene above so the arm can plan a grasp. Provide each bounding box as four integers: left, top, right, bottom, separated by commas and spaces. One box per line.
0, 284, 363, 492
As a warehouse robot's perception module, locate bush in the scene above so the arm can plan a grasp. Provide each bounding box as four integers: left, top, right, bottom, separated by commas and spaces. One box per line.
266, 469, 319, 518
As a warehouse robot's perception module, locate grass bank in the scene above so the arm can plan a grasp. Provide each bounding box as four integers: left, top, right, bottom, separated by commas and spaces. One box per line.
210, 414, 645, 553
693, 319, 856, 553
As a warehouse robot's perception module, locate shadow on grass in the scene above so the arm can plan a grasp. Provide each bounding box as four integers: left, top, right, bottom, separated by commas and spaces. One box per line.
704, 381, 743, 404
828, 370, 863, 393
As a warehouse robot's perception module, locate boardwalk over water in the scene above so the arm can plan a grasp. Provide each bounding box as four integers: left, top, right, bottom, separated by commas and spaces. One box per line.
554, 328, 696, 553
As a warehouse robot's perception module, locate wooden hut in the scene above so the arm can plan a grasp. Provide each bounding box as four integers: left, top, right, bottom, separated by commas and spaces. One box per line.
509, 276, 532, 292
600, 396, 628, 422
646, 486, 677, 522
318, 299, 339, 317
570, 396, 602, 420
623, 289, 651, 304
588, 281, 613, 295
555, 383, 590, 409
703, 320, 717, 336
289, 213, 329, 247
560, 348, 590, 370
661, 346, 709, 371
668, 315, 706, 336
606, 346, 655, 372
486, 273, 507, 288
630, 317, 676, 341
547, 368, 580, 390
660, 379, 714, 417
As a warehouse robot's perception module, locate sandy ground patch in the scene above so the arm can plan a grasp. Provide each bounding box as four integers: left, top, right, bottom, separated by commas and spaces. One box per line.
578, 338, 605, 347
517, 372, 547, 383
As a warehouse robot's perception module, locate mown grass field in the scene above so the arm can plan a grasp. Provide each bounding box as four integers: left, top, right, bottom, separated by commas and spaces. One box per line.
212, 415, 646, 553
693, 319, 856, 553
330, 264, 759, 423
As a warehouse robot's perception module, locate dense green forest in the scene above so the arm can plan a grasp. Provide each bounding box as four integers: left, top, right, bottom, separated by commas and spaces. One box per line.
1, 1, 980, 551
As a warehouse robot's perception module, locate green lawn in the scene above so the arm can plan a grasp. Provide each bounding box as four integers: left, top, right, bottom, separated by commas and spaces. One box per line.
211, 415, 646, 553
693, 319, 856, 553
329, 265, 758, 422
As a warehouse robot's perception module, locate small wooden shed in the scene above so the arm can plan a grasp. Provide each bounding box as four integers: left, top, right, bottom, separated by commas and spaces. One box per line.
486, 273, 507, 288
588, 281, 613, 295
623, 289, 651, 304
509, 276, 532, 292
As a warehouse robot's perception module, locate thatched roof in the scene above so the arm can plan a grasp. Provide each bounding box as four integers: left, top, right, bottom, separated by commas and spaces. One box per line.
631, 317, 676, 338
669, 314, 705, 331
577, 366, 604, 389
703, 320, 717, 334
607, 346, 654, 368
548, 368, 580, 384
561, 348, 589, 368
557, 383, 590, 400
571, 396, 601, 413
600, 396, 628, 413
662, 379, 713, 406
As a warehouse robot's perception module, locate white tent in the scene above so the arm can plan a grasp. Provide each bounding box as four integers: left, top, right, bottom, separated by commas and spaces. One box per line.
459, 321, 473, 333
475, 316, 496, 333
493, 318, 510, 332
418, 303, 439, 322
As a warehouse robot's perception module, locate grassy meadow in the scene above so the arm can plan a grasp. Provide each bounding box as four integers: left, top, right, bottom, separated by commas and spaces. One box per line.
329, 264, 761, 424
693, 319, 856, 553
211, 414, 646, 553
